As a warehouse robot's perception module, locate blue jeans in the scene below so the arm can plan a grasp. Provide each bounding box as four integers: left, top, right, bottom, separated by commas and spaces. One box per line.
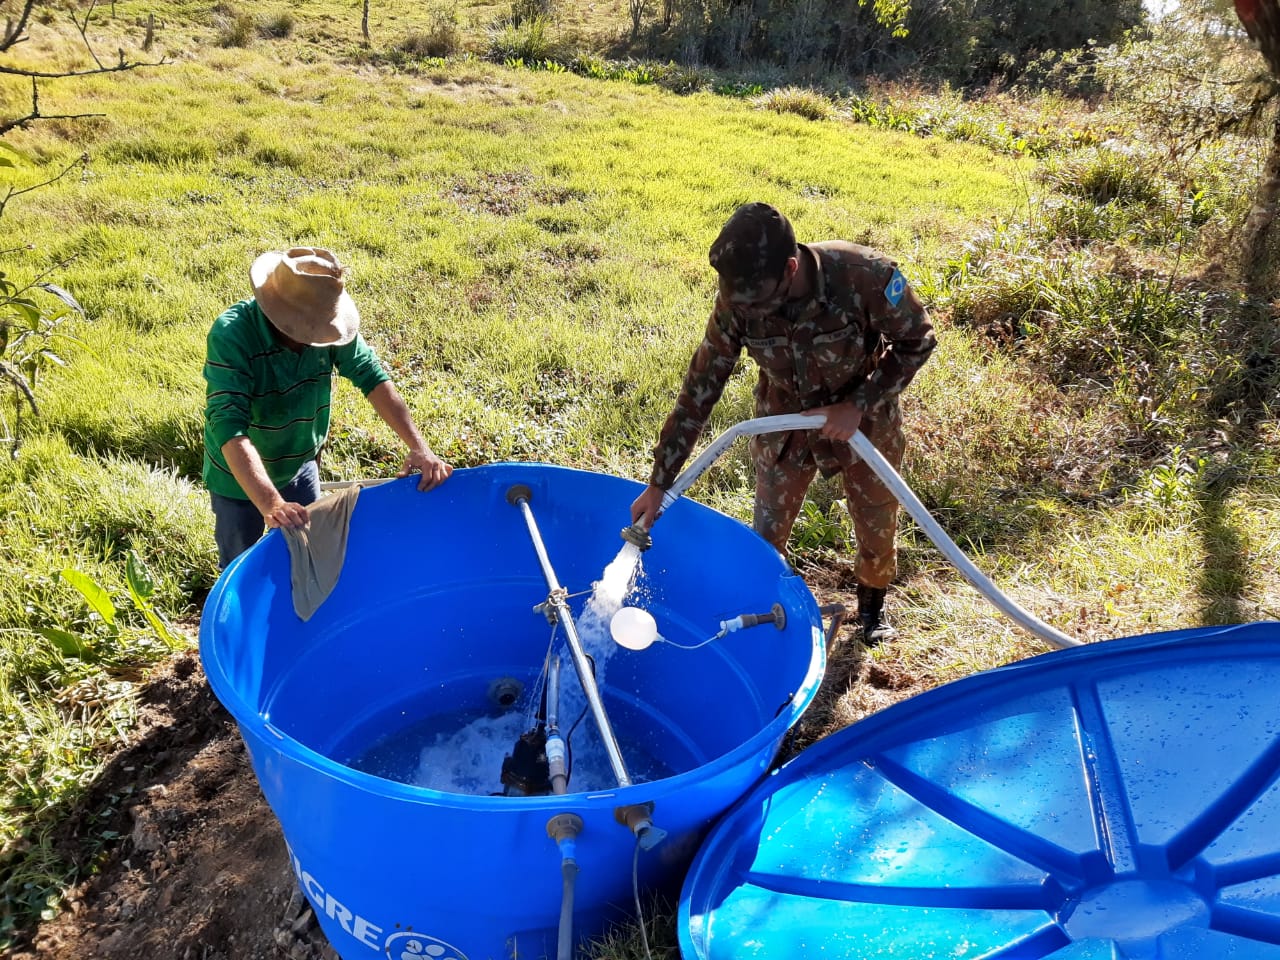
210, 460, 320, 569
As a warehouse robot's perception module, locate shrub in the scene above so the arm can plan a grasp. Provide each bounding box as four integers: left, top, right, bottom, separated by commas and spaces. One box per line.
510, 0, 554, 27
754, 85, 835, 121
396, 3, 463, 59
0, 275, 85, 457
1127, 445, 1208, 515
941, 237, 1055, 338
488, 15, 556, 63
216, 11, 257, 48
1038, 196, 1129, 244
654, 61, 713, 94
714, 80, 765, 97
943, 227, 1239, 438
844, 94, 920, 132
259, 12, 295, 39
568, 53, 610, 78
789, 498, 852, 557
1042, 147, 1163, 206
399, 25, 460, 59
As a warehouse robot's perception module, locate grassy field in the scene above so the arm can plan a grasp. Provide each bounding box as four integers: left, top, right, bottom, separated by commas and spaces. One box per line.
2, 0, 1279, 949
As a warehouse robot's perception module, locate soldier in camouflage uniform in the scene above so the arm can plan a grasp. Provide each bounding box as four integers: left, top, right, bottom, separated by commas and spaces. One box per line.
630, 202, 936, 643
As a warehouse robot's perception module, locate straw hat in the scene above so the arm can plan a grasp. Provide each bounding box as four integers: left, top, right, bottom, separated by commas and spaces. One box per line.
250, 247, 360, 347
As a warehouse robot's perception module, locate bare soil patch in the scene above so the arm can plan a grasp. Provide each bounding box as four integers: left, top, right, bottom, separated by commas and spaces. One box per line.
7, 651, 331, 960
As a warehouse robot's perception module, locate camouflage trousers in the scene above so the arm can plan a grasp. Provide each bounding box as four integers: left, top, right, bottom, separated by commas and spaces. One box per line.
751, 403, 905, 588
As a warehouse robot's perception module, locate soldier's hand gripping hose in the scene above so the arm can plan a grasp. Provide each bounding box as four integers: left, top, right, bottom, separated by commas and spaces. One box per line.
621, 485, 664, 550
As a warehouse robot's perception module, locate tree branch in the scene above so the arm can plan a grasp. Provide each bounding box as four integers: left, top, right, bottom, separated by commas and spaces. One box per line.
8, 255, 84, 300
0, 362, 39, 417
0, 151, 87, 219
0, 79, 106, 136
70, 0, 104, 70
0, 56, 167, 79
0, 108, 105, 136
0, 0, 38, 54
1, 0, 165, 79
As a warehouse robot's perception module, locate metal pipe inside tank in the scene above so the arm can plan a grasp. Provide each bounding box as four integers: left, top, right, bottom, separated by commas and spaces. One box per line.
508, 486, 633, 788
546, 656, 569, 795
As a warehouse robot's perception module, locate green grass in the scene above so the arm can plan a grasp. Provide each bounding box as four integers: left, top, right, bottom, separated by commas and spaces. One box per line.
5, 45, 1022, 486
2, 2, 1280, 951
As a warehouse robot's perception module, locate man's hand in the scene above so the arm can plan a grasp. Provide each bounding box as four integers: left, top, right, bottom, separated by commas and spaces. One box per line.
400, 447, 453, 491
630, 484, 666, 528
223, 437, 310, 529
804, 402, 864, 443
264, 499, 310, 529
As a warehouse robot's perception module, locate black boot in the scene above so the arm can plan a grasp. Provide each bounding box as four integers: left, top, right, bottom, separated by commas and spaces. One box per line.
856, 584, 896, 645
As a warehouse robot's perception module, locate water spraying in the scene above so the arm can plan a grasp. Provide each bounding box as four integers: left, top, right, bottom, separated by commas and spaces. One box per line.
587, 540, 643, 623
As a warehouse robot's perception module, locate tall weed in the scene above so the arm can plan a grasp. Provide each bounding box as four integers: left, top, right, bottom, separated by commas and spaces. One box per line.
398, 3, 464, 59
488, 15, 557, 62
216, 10, 257, 48
755, 86, 836, 121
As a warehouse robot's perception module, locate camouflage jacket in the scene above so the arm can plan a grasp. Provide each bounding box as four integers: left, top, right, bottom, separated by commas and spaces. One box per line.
649, 241, 936, 488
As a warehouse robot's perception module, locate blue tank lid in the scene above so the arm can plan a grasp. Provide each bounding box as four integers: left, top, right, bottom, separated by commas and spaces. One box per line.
680, 622, 1280, 959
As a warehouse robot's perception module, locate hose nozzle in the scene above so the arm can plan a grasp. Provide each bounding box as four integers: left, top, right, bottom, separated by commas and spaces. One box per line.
620, 522, 652, 552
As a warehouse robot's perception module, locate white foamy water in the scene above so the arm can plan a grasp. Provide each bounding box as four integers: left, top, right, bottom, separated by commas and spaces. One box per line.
587, 541, 643, 622
411, 709, 529, 794
557, 541, 644, 720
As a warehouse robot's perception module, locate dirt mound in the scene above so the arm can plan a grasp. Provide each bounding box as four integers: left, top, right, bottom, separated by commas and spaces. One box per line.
8, 652, 333, 960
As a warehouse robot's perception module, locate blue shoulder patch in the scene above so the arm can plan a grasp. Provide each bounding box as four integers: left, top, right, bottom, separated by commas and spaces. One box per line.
884, 268, 907, 307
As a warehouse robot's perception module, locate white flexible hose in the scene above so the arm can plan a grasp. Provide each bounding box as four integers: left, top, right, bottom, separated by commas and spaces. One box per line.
661, 413, 1080, 650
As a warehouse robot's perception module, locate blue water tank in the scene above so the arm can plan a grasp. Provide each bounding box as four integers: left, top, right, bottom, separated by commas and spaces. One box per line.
681, 621, 1280, 959
200, 464, 825, 960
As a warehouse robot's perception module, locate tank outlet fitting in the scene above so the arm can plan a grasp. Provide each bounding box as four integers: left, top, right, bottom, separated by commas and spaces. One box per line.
546, 813, 584, 844
770, 602, 787, 630
614, 802, 666, 849
620, 523, 653, 552
487, 677, 524, 709
506, 484, 533, 506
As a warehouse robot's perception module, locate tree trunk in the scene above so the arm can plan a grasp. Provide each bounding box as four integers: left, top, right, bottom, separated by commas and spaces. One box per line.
1243, 109, 1280, 296
1235, 0, 1280, 291
361, 0, 370, 44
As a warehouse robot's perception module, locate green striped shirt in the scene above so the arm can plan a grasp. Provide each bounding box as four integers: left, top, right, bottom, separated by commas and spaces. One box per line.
202, 299, 390, 499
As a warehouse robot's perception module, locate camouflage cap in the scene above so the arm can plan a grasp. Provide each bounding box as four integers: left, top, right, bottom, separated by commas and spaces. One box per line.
708, 202, 797, 300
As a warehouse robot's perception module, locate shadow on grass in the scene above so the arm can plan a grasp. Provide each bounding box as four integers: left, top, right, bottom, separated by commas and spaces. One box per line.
1195, 469, 1253, 627
52, 415, 204, 484
1194, 332, 1279, 627
783, 608, 868, 757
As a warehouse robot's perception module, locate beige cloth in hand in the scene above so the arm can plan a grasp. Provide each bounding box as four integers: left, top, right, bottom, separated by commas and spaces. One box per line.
283, 484, 360, 621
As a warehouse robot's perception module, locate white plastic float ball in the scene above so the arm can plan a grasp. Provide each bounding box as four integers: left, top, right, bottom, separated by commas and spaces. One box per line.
610, 606, 659, 650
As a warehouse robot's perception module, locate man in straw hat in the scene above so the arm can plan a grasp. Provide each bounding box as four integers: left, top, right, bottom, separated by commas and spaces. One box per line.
630, 203, 935, 644
203, 247, 452, 569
